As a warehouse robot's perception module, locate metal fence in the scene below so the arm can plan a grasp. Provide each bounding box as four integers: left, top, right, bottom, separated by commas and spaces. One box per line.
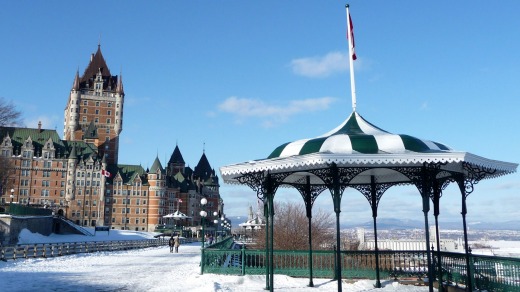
0, 238, 168, 261
202, 248, 520, 291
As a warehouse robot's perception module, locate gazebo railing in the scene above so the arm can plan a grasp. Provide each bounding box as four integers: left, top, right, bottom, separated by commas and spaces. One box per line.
202, 248, 520, 291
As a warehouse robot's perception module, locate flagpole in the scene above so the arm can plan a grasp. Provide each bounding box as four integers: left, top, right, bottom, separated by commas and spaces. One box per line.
346, 4, 357, 112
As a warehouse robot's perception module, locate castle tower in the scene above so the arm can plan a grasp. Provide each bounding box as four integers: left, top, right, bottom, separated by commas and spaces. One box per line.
166, 144, 185, 176
63, 44, 124, 165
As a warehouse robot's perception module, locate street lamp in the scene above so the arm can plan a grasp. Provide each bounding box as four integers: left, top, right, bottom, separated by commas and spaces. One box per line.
200, 197, 208, 275
10, 188, 14, 203
213, 211, 218, 240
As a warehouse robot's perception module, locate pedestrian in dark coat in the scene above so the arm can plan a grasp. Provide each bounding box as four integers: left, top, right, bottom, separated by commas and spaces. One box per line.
168, 235, 174, 253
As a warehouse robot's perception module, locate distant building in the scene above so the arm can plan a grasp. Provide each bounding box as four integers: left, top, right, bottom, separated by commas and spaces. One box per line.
356, 227, 461, 252
0, 45, 223, 232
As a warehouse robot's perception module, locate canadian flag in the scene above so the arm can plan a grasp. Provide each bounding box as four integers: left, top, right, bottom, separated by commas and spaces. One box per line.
101, 169, 111, 178
347, 12, 357, 60
178, 199, 183, 203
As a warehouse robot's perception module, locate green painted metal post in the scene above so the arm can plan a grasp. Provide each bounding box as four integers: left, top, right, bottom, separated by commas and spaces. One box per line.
421, 175, 434, 292
332, 165, 342, 292
268, 194, 275, 292
457, 177, 474, 291
241, 244, 246, 276
433, 180, 444, 292
264, 200, 270, 291
370, 176, 381, 289
201, 216, 205, 275
305, 176, 314, 287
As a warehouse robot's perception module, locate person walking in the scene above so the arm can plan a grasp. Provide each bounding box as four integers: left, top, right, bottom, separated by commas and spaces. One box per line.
168, 235, 174, 253
174, 234, 180, 253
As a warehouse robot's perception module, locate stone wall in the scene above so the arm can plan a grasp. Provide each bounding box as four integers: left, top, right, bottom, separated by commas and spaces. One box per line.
0, 216, 85, 245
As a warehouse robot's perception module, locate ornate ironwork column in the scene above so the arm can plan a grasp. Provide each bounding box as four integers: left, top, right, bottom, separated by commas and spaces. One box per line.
420, 164, 435, 292
431, 177, 450, 292
293, 175, 326, 288
331, 164, 343, 292
353, 176, 392, 289
313, 163, 368, 292
455, 162, 495, 291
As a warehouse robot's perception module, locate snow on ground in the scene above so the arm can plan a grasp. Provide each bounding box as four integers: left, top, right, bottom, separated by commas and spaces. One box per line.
0, 243, 432, 292
0, 229, 434, 291
471, 240, 520, 258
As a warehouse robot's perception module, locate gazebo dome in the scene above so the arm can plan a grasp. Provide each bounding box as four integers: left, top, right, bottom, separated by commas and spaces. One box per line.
268, 111, 451, 159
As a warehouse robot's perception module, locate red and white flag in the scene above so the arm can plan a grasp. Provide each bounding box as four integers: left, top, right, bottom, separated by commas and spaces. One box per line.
178, 199, 183, 203
347, 12, 357, 60
101, 169, 111, 178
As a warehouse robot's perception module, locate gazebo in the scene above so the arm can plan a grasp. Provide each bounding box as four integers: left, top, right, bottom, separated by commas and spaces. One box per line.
220, 5, 517, 292
238, 205, 265, 237
220, 111, 517, 292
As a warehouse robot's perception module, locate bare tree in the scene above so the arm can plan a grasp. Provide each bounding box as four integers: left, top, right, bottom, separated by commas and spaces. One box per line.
0, 97, 22, 127
0, 97, 22, 197
253, 201, 335, 250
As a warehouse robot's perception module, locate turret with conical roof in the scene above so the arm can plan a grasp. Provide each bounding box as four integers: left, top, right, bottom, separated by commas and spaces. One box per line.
167, 144, 185, 176
194, 152, 214, 182
150, 156, 164, 174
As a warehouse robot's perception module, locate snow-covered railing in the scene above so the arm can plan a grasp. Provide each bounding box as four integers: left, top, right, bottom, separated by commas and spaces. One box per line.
0, 238, 168, 261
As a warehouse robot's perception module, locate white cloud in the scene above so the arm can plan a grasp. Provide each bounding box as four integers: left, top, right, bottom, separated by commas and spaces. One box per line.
218, 96, 337, 127
290, 51, 349, 78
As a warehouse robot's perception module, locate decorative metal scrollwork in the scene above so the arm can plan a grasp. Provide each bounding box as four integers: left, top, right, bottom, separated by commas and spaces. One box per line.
458, 162, 497, 197
352, 180, 394, 211
291, 178, 327, 216
236, 171, 267, 201
236, 171, 292, 201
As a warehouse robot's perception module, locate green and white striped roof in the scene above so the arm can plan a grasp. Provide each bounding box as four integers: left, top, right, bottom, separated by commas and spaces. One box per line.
220, 111, 517, 184
268, 112, 450, 159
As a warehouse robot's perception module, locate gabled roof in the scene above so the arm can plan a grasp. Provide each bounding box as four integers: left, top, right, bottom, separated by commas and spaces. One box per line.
111, 164, 148, 185
84, 121, 98, 139
0, 126, 67, 157
0, 126, 103, 161
168, 145, 185, 164
63, 140, 99, 161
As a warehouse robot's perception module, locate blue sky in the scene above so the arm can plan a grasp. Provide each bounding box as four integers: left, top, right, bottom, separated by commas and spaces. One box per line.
1, 1, 519, 226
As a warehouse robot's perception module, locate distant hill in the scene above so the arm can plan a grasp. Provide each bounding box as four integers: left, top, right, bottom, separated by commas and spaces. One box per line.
344, 218, 520, 231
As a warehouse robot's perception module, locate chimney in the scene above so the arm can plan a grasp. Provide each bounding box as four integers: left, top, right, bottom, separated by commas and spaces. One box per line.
38, 121, 42, 132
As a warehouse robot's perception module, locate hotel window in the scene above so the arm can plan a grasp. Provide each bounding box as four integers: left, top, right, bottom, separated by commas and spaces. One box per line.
107, 110, 111, 115
95, 118, 99, 123
84, 101, 88, 105
83, 117, 87, 122
96, 101, 100, 106
83, 108, 87, 113
106, 118, 111, 124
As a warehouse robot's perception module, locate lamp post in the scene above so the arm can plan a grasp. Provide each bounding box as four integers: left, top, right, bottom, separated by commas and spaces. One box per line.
10, 188, 14, 203
213, 211, 218, 241
200, 197, 207, 275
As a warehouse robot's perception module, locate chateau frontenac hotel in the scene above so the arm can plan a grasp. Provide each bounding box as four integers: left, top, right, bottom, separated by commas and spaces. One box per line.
0, 45, 223, 232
